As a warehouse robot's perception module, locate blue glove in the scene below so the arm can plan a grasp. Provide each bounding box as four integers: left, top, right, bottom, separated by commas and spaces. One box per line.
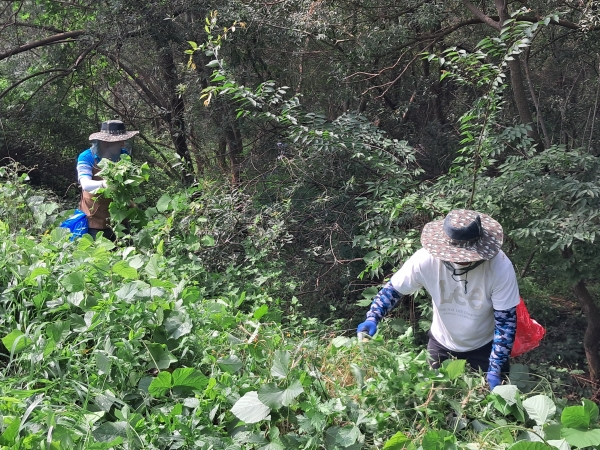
357, 320, 377, 337
487, 372, 502, 390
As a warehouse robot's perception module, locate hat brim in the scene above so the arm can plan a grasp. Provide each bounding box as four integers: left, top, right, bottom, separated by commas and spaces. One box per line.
89, 130, 139, 142
420, 212, 503, 262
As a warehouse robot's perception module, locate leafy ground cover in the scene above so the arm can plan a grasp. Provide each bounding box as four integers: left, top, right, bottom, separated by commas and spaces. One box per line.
0, 163, 599, 450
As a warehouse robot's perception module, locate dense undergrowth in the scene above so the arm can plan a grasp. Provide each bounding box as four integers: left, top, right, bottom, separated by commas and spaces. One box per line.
0, 158, 599, 450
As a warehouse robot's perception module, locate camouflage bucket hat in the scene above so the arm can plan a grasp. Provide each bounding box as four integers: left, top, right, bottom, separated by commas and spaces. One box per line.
89, 120, 139, 142
420, 209, 503, 262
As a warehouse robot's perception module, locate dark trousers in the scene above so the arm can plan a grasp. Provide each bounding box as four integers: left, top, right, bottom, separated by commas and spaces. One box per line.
88, 228, 116, 242
427, 331, 509, 373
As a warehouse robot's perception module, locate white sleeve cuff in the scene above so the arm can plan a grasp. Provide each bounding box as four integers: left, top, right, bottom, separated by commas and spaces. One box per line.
80, 177, 106, 192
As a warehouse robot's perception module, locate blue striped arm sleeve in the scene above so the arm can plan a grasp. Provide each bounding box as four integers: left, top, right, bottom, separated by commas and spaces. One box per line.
365, 281, 402, 324
489, 306, 517, 375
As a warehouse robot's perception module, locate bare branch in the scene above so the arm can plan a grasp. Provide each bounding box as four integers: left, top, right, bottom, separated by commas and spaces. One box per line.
462, 0, 501, 30
0, 30, 84, 61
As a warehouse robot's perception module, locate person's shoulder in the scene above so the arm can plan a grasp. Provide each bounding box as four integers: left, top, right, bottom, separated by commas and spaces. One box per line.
407, 248, 438, 266
77, 148, 93, 161
488, 250, 516, 271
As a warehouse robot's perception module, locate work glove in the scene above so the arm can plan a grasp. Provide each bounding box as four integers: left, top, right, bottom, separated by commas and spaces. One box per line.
487, 372, 502, 391
357, 320, 377, 337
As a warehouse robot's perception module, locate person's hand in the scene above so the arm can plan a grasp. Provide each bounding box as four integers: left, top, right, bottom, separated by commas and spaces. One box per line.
100, 181, 108, 189
487, 372, 502, 391
357, 320, 377, 337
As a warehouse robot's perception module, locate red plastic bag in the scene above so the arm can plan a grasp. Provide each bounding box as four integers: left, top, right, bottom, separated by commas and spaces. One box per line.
511, 298, 546, 357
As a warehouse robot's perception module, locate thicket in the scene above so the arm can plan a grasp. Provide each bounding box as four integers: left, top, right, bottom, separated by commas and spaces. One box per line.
1, 0, 600, 448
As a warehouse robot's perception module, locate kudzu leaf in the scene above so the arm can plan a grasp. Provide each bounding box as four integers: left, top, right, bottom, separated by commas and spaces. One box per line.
560, 428, 600, 448
582, 399, 599, 423
147, 343, 177, 370
493, 385, 519, 405
522, 395, 556, 426
156, 194, 172, 212
507, 442, 554, 449
62, 272, 85, 292
2, 329, 32, 354
561, 405, 590, 428
443, 359, 466, 380
271, 350, 290, 379
231, 391, 270, 423
112, 261, 138, 280
91, 421, 127, 443
217, 355, 243, 374
383, 431, 409, 449
171, 368, 208, 394
148, 371, 172, 397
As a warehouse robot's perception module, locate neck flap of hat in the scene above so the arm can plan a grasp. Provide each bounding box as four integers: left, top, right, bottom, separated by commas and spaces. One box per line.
443, 214, 482, 244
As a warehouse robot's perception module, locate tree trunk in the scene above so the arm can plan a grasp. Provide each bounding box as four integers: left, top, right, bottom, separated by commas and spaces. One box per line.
494, 0, 543, 149
562, 247, 600, 381
572, 279, 600, 381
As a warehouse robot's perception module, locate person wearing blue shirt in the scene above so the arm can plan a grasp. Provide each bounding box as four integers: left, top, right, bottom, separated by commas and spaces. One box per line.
77, 120, 138, 240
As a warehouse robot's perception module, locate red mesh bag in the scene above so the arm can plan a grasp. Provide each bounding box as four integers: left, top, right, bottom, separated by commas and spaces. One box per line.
511, 298, 546, 357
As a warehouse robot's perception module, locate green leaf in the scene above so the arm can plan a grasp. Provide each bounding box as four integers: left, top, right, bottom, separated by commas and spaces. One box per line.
148, 371, 172, 397
2, 329, 32, 353
148, 343, 177, 370
383, 431, 409, 449
171, 368, 208, 394
145, 256, 160, 279
582, 399, 599, 423
443, 359, 466, 380
62, 272, 85, 292
493, 385, 520, 405
112, 261, 138, 280
0, 417, 19, 445
91, 421, 127, 443
560, 428, 600, 448
271, 350, 290, 379
508, 442, 554, 449
522, 395, 556, 426
217, 355, 243, 373
258, 380, 304, 409
95, 353, 112, 375
325, 425, 361, 447
156, 194, 172, 212
253, 304, 268, 320
163, 310, 192, 340
231, 391, 271, 423
561, 405, 590, 428
201, 235, 215, 246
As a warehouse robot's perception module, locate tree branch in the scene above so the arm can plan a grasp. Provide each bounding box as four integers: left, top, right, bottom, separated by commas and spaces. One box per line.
0, 30, 84, 61
462, 0, 501, 30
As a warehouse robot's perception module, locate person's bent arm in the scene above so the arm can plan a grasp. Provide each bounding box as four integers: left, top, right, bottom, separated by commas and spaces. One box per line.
487, 306, 517, 389
357, 281, 402, 336
79, 176, 107, 192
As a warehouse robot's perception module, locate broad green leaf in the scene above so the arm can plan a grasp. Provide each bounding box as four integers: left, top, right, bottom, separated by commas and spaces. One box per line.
156, 194, 172, 212
112, 261, 138, 279
253, 304, 268, 320
95, 353, 112, 375
271, 350, 290, 379
91, 421, 127, 443
147, 343, 177, 370
62, 272, 85, 292
148, 371, 172, 397
201, 235, 215, 246
28, 267, 50, 279
145, 256, 160, 279
582, 399, 599, 423
493, 385, 519, 405
258, 380, 304, 409
231, 391, 270, 423
332, 336, 352, 348
443, 359, 466, 380
0, 417, 19, 445
362, 251, 379, 264
163, 310, 192, 340
508, 442, 554, 449
561, 406, 590, 428
523, 395, 556, 426
383, 431, 409, 449
2, 329, 32, 353
546, 439, 570, 450
350, 363, 364, 389
171, 368, 208, 393
560, 428, 600, 448
217, 355, 243, 374
325, 425, 361, 447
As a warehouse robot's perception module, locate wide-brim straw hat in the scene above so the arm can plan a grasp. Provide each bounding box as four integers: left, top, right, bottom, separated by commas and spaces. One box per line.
420, 209, 503, 262
89, 120, 139, 142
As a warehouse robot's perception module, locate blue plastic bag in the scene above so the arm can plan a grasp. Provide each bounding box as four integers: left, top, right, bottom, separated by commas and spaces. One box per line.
60, 209, 88, 240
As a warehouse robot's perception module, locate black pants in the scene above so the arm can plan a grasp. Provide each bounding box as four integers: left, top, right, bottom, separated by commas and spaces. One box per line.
427, 331, 509, 373
88, 228, 116, 242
